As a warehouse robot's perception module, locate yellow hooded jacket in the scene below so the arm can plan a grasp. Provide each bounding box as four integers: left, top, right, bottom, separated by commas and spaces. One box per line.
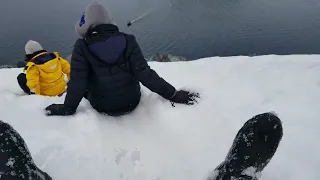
24, 52, 71, 96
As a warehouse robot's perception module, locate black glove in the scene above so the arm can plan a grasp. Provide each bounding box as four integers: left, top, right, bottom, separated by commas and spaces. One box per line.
170, 90, 200, 105
45, 104, 76, 116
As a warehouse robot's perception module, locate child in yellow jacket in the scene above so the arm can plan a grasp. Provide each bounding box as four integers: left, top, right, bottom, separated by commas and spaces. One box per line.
17, 40, 71, 96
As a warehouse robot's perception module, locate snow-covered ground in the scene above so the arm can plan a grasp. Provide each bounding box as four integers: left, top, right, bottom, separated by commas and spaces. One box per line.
0, 55, 319, 180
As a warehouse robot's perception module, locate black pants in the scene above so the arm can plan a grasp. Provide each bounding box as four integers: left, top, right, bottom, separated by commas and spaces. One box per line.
84, 91, 140, 116
0, 112, 283, 180
17, 73, 31, 94
208, 112, 283, 180
0, 121, 52, 180
93, 102, 139, 116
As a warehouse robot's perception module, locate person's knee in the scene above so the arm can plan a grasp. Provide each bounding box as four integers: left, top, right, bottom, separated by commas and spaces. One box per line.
17, 73, 27, 84
244, 112, 283, 156
0, 120, 53, 180
0, 120, 12, 133
251, 112, 283, 139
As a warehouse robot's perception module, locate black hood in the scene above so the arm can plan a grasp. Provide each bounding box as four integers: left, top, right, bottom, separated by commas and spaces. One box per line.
85, 24, 127, 64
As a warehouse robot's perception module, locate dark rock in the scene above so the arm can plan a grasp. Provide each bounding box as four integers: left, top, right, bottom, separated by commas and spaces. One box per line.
0, 65, 16, 69
17, 61, 27, 68
66, 53, 188, 63
149, 53, 188, 62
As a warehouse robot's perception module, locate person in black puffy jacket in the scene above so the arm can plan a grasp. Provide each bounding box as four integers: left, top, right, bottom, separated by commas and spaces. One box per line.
45, 2, 199, 116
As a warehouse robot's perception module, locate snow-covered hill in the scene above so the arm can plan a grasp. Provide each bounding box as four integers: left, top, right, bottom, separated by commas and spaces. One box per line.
0, 55, 319, 180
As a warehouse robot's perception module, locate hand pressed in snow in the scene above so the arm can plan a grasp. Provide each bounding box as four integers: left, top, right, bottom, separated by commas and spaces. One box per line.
170, 90, 200, 106
45, 104, 76, 116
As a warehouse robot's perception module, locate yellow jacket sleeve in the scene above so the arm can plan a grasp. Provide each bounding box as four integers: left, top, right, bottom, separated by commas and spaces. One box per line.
26, 64, 40, 95
60, 57, 71, 80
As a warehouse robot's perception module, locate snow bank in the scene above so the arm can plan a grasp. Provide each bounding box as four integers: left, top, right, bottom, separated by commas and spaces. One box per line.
0, 55, 319, 180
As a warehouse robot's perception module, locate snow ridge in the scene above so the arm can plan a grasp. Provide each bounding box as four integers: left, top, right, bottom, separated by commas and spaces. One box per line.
0, 55, 319, 180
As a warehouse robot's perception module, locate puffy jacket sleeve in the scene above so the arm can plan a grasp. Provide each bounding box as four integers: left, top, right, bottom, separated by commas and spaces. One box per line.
127, 35, 177, 99
26, 64, 40, 95
60, 57, 71, 80
64, 39, 90, 110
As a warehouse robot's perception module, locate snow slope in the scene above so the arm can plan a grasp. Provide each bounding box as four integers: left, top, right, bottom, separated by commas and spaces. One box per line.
0, 55, 319, 180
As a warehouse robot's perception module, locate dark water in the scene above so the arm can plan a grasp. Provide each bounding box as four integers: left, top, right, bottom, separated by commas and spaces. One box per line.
1, 0, 320, 65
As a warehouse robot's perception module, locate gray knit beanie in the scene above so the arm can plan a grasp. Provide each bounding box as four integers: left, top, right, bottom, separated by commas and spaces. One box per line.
75, 2, 116, 38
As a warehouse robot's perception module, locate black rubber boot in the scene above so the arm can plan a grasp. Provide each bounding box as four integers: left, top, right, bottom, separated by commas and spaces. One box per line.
0, 120, 52, 180
207, 112, 283, 180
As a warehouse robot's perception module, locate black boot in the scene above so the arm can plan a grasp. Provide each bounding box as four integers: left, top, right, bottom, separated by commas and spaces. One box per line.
207, 112, 283, 180
0, 120, 52, 180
